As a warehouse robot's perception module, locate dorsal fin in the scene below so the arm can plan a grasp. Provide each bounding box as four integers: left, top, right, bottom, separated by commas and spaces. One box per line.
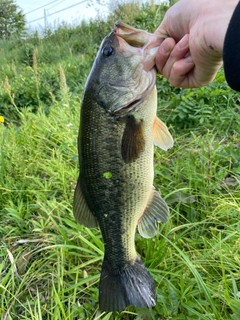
73, 179, 98, 228
121, 115, 145, 164
153, 117, 174, 151
138, 188, 170, 238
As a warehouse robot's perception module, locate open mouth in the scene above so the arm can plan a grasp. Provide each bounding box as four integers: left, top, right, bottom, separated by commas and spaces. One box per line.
109, 21, 159, 117
114, 21, 149, 48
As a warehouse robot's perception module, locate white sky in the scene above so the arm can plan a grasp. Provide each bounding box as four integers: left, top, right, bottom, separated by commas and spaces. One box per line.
16, 0, 109, 30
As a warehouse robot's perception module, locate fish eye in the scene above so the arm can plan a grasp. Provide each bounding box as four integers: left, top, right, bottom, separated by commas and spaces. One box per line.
102, 46, 114, 57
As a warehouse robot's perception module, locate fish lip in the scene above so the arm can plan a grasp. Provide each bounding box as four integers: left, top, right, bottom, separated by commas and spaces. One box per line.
114, 21, 149, 48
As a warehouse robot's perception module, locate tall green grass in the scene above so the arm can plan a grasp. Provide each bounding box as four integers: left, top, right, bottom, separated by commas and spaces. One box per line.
0, 82, 239, 319
0, 2, 240, 319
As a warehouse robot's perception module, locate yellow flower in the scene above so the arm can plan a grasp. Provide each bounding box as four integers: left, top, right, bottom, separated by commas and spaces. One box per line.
0, 116, 4, 123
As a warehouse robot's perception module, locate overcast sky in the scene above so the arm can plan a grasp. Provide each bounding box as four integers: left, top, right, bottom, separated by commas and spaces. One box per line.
16, 0, 109, 30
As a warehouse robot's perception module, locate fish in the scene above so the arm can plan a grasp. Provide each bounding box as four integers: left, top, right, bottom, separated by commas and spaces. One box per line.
73, 21, 174, 312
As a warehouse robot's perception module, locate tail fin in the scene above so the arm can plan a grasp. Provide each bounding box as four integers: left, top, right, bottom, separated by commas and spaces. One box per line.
99, 257, 156, 312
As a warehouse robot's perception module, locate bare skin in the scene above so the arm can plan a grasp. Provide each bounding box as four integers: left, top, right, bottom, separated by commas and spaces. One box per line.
154, 0, 239, 88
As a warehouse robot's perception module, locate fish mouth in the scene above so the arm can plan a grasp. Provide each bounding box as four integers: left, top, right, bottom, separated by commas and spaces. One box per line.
114, 20, 150, 48
110, 21, 160, 116
114, 20, 163, 71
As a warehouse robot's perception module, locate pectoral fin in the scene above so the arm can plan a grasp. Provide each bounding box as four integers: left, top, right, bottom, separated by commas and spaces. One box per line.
138, 189, 170, 238
153, 117, 174, 151
73, 179, 98, 228
121, 115, 145, 164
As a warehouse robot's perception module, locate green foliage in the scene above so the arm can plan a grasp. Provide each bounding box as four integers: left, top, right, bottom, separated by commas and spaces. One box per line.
22, 43, 35, 66
157, 71, 240, 134
134, 3, 166, 32
0, 2, 240, 319
0, 99, 239, 319
0, 53, 91, 122
0, 0, 26, 38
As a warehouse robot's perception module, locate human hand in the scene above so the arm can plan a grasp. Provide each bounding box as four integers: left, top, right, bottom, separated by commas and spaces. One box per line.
155, 0, 238, 88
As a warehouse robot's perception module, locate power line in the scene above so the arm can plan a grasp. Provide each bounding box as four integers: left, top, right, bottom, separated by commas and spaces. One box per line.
28, 0, 89, 24
48, 0, 66, 11
48, 0, 89, 17
25, 0, 62, 15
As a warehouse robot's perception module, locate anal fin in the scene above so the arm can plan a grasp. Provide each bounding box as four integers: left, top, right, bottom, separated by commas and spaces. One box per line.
73, 179, 98, 228
138, 188, 170, 238
153, 116, 174, 151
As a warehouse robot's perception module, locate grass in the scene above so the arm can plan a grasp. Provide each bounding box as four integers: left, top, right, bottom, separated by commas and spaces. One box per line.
0, 3, 240, 318
0, 85, 239, 319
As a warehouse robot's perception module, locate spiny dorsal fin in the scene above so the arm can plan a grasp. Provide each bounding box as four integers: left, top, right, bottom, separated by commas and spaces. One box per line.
153, 117, 174, 151
138, 188, 170, 238
73, 179, 98, 228
121, 115, 145, 164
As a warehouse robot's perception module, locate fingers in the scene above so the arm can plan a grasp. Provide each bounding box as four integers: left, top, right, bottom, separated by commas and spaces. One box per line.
155, 37, 176, 72
168, 55, 195, 87
154, 26, 169, 38
155, 34, 195, 87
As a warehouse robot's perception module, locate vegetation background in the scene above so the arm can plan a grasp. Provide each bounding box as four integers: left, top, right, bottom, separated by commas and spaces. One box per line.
0, 1, 239, 319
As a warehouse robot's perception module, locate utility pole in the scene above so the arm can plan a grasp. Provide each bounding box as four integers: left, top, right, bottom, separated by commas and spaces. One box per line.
44, 8, 47, 29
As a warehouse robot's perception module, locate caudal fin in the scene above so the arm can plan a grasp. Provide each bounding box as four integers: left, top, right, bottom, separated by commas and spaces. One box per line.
99, 257, 156, 312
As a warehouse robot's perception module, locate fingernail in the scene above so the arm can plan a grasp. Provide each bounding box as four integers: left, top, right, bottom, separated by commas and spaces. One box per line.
184, 54, 193, 64
178, 35, 189, 49
160, 41, 172, 55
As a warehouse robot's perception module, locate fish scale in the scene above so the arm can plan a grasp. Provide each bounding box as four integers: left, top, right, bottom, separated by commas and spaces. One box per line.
80, 91, 154, 265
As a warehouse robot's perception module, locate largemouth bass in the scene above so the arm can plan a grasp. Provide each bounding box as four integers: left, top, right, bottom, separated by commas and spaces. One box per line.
73, 21, 173, 312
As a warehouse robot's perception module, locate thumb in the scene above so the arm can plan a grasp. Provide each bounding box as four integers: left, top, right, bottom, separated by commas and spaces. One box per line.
154, 19, 169, 38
